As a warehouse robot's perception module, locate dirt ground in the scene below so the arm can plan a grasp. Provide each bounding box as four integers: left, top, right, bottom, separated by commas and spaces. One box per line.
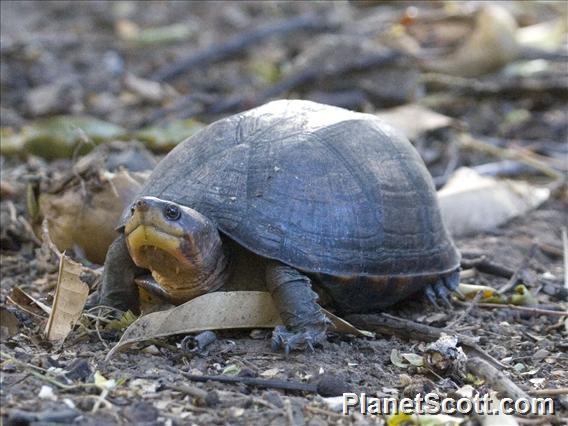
1, 2, 567, 425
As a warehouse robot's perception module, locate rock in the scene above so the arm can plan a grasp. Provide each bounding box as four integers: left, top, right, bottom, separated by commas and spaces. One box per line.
64, 359, 92, 382
25, 79, 83, 117
123, 401, 159, 424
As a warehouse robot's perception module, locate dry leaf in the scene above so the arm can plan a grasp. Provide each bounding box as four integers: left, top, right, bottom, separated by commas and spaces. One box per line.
45, 255, 90, 342
423, 5, 519, 77
375, 104, 454, 140
106, 291, 372, 359
107, 291, 280, 358
7, 287, 52, 317
516, 18, 567, 52
0, 308, 20, 341
401, 353, 424, 367
326, 310, 374, 338
390, 349, 408, 369
39, 170, 146, 264
438, 167, 549, 237
260, 368, 281, 378
457, 283, 504, 303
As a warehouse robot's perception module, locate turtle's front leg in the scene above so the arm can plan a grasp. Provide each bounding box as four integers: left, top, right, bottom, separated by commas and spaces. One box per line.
265, 262, 329, 353
99, 234, 145, 313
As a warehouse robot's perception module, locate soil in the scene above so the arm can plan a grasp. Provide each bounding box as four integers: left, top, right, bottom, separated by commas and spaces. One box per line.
1, 2, 566, 425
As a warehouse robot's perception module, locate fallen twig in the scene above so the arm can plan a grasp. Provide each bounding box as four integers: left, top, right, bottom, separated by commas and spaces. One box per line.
180, 372, 348, 397
346, 313, 508, 369
467, 357, 529, 400
346, 313, 479, 347
284, 399, 296, 425
562, 226, 568, 290
459, 133, 563, 180
165, 383, 208, 404
455, 301, 568, 317
445, 290, 484, 330
207, 51, 401, 115
528, 388, 568, 397
304, 405, 345, 418
498, 244, 537, 294
422, 72, 568, 101
151, 14, 335, 81
515, 416, 568, 425
460, 255, 515, 279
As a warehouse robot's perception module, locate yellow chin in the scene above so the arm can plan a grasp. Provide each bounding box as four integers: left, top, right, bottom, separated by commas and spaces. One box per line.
126, 225, 208, 303
125, 225, 187, 268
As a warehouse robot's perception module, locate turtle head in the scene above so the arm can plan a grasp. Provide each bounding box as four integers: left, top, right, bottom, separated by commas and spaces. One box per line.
124, 196, 229, 303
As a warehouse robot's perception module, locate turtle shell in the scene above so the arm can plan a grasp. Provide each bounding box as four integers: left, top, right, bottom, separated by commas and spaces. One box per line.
136, 100, 459, 277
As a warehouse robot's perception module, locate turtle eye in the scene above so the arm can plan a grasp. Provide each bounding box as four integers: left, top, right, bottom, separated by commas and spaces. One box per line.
164, 204, 181, 221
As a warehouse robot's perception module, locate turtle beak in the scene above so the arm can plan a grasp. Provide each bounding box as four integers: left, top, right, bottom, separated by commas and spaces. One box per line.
124, 197, 188, 268
133, 198, 150, 212
125, 197, 172, 235
124, 197, 186, 259
125, 202, 144, 235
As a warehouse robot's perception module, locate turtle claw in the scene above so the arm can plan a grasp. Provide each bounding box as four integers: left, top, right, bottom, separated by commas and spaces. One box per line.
424, 285, 440, 308
443, 269, 460, 292
271, 325, 326, 353
425, 269, 460, 309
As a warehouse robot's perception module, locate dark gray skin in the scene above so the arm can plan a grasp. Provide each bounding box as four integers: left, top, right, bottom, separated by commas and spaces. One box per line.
99, 100, 461, 352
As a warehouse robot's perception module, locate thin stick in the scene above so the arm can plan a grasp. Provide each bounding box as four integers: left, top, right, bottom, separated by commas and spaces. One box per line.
304, 405, 345, 418
165, 383, 207, 402
459, 133, 562, 180
467, 357, 529, 400
529, 388, 568, 397
346, 313, 479, 347
284, 399, 295, 426
445, 290, 483, 329
498, 245, 537, 294
464, 302, 568, 317
1, 351, 48, 373
29, 370, 93, 391
347, 313, 508, 369
181, 372, 316, 394
460, 256, 515, 279
207, 52, 400, 115
152, 14, 333, 81
562, 226, 568, 290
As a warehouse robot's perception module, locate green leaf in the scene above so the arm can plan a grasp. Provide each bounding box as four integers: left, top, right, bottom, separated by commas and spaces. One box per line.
23, 116, 126, 160
105, 310, 138, 331
94, 371, 117, 391
221, 364, 241, 376
401, 353, 424, 367
0, 127, 25, 156
134, 119, 205, 153
388, 413, 416, 426
510, 284, 537, 306
390, 349, 408, 369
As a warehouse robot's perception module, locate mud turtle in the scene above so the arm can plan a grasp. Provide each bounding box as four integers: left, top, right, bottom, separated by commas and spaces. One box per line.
100, 100, 460, 352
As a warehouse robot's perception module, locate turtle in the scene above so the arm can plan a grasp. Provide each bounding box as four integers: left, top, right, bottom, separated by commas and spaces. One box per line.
99, 99, 460, 352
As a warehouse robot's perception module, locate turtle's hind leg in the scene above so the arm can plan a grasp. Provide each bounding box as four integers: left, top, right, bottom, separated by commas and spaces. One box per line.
266, 262, 329, 353
424, 268, 460, 308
